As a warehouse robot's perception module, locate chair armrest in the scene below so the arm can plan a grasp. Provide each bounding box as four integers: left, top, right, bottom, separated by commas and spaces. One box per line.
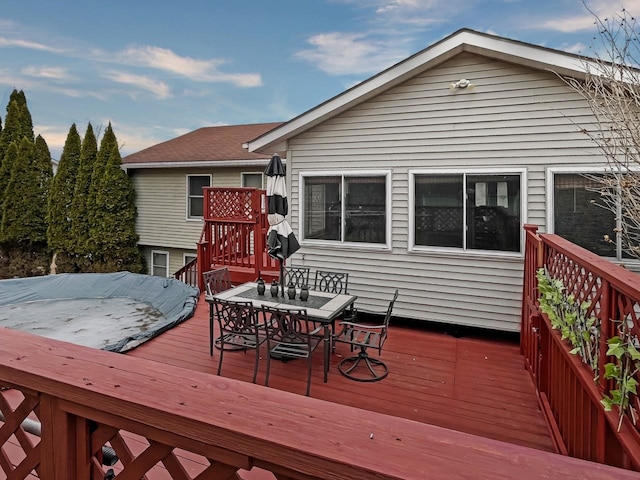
339, 321, 386, 330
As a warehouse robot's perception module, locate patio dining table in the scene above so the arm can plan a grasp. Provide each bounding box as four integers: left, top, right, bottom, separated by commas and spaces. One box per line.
207, 282, 357, 382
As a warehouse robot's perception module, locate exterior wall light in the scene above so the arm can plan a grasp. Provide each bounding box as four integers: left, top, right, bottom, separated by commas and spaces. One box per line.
449, 78, 475, 90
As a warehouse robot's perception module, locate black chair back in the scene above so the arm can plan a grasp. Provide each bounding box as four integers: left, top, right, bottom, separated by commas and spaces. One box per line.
314, 270, 349, 293
283, 266, 310, 288
203, 267, 232, 295
260, 304, 321, 396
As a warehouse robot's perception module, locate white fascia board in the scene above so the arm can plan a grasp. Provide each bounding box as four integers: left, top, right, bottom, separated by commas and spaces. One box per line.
247, 29, 594, 155
122, 158, 283, 171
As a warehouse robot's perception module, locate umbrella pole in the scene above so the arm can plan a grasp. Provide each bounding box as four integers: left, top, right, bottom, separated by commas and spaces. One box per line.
279, 259, 285, 297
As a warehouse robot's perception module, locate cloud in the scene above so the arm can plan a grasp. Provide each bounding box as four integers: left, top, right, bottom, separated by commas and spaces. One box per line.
114, 45, 262, 87
0, 36, 66, 53
103, 71, 171, 99
294, 32, 408, 75
21, 66, 71, 80
539, 1, 640, 33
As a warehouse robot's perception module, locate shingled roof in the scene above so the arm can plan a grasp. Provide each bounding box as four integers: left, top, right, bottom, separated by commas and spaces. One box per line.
123, 122, 283, 167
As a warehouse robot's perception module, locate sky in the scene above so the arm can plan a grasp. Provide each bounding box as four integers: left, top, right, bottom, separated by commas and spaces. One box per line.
0, 0, 636, 160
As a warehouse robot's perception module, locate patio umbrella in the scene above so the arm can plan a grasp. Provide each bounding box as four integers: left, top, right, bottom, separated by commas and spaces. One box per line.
265, 153, 300, 294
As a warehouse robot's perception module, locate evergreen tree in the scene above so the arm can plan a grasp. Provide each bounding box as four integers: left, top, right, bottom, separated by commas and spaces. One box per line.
87, 123, 118, 256
15, 90, 34, 143
0, 89, 34, 163
47, 124, 81, 272
0, 141, 17, 275
1, 138, 36, 244
91, 146, 144, 273
70, 123, 97, 271
33, 135, 53, 242
0, 137, 51, 277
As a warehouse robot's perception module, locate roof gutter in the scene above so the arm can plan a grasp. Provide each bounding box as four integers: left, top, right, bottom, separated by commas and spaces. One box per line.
122, 158, 284, 171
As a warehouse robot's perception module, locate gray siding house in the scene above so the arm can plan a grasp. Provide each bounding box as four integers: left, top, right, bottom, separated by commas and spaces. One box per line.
246, 29, 622, 332
122, 123, 282, 277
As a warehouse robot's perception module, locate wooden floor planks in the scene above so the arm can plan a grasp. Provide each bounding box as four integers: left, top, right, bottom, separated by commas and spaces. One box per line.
127, 295, 555, 453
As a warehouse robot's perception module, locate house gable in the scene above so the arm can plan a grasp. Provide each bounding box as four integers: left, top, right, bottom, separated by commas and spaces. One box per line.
246, 29, 594, 155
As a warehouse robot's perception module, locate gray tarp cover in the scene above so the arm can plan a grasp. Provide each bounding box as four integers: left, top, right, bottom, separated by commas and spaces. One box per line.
0, 272, 199, 352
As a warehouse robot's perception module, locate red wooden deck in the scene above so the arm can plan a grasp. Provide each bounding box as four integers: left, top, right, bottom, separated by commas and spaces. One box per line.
128, 294, 555, 453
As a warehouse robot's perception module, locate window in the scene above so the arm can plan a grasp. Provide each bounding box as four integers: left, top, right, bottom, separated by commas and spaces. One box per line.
151, 251, 169, 277
184, 253, 196, 266
187, 175, 211, 219
302, 173, 389, 245
412, 171, 523, 253
552, 172, 619, 258
242, 172, 263, 188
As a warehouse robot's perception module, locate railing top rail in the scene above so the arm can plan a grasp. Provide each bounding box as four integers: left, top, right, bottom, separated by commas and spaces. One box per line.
540, 233, 640, 300
1, 328, 637, 480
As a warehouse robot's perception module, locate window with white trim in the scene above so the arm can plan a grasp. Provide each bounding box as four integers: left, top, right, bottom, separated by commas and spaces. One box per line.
302, 173, 389, 245
242, 172, 263, 188
552, 172, 620, 258
187, 175, 211, 219
412, 172, 522, 253
151, 251, 169, 277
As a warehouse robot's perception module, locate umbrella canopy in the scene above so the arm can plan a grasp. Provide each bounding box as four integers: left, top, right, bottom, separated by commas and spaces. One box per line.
265, 154, 300, 268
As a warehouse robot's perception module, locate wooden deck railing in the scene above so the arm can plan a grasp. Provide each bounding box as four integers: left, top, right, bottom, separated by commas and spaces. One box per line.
2, 328, 639, 480
174, 258, 198, 288
198, 188, 278, 288
522, 225, 640, 470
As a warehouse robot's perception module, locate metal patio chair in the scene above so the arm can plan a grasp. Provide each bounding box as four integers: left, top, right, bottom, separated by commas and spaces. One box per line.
212, 298, 266, 383
260, 305, 322, 396
283, 266, 311, 288
332, 289, 399, 382
313, 270, 349, 294
203, 267, 233, 296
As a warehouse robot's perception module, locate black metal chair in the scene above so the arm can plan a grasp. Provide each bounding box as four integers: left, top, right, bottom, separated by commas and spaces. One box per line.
332, 289, 399, 382
313, 270, 349, 294
205, 267, 242, 355
260, 305, 322, 396
283, 266, 311, 288
212, 298, 266, 383
203, 267, 233, 296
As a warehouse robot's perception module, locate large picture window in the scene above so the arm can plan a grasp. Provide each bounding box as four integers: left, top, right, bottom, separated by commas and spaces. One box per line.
302, 173, 389, 245
187, 175, 211, 219
413, 172, 522, 253
552, 173, 618, 258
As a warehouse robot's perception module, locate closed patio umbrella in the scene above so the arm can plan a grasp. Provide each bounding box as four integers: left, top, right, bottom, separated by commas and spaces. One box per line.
265, 153, 300, 294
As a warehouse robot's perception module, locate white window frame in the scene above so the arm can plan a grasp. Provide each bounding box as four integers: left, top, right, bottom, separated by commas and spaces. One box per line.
408, 167, 527, 258
186, 174, 212, 221
241, 172, 264, 188
298, 170, 392, 250
151, 250, 170, 277
183, 253, 197, 266
545, 166, 640, 262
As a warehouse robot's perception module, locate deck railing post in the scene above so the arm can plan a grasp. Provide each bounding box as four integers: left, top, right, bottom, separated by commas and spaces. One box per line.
253, 190, 266, 278
39, 394, 88, 480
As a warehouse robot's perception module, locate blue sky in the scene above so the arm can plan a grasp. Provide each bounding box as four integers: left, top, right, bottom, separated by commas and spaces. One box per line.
0, 0, 633, 159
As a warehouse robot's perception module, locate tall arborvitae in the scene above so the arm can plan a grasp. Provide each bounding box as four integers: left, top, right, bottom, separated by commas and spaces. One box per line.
33, 135, 53, 240
0, 142, 18, 208
47, 124, 82, 272
91, 146, 144, 273
0, 89, 34, 163
69, 123, 97, 271
87, 123, 118, 257
0, 138, 50, 277
0, 90, 35, 216
14, 90, 34, 143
